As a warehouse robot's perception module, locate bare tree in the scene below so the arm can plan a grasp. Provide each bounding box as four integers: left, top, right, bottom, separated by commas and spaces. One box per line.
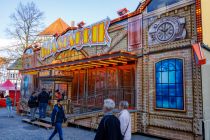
6, 2, 44, 57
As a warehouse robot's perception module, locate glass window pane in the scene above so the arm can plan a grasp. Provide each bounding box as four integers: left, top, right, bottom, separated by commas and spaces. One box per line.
156, 72, 162, 83
155, 58, 184, 110
163, 96, 169, 108
162, 72, 168, 83
156, 84, 162, 95
176, 84, 183, 97
156, 62, 162, 72
169, 59, 176, 70
176, 70, 183, 84
162, 84, 169, 96
169, 71, 175, 83
176, 59, 183, 70
147, 0, 182, 12
161, 60, 168, 72
169, 84, 176, 96
176, 97, 184, 110
169, 97, 177, 109
156, 96, 163, 108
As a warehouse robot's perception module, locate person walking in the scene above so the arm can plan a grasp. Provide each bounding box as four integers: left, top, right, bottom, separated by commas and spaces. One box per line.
38, 88, 50, 118
55, 89, 62, 100
49, 99, 67, 140
119, 101, 131, 140
94, 99, 123, 140
5, 90, 13, 118
28, 91, 38, 121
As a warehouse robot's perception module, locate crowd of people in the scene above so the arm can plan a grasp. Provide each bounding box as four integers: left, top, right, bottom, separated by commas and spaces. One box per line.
4, 88, 132, 140
48, 98, 131, 140
27, 88, 64, 120
28, 88, 68, 140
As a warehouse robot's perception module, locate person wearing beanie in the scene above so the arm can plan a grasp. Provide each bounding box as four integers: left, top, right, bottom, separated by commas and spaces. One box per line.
49, 99, 67, 140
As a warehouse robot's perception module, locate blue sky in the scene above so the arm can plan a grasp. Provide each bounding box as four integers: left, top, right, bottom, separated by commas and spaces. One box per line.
0, 0, 140, 39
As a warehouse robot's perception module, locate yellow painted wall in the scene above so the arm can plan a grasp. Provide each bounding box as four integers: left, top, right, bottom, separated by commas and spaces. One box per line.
201, 0, 210, 46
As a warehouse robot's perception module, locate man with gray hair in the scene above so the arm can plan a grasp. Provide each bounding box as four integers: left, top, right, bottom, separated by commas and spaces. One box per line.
94, 99, 123, 140
119, 101, 131, 140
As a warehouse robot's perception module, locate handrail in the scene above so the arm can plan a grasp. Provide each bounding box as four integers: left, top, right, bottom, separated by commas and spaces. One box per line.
69, 87, 135, 114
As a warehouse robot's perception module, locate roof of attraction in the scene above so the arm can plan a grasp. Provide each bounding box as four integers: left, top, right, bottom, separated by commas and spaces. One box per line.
39, 18, 70, 36
21, 51, 137, 73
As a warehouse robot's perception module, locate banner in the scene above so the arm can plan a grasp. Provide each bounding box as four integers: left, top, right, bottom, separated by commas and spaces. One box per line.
40, 18, 111, 60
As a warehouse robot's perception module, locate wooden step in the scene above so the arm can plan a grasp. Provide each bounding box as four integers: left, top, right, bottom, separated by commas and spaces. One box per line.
22, 118, 31, 123
33, 121, 53, 129
22, 118, 53, 129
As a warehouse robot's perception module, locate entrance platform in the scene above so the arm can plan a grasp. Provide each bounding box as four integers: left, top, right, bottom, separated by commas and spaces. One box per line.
67, 109, 138, 133
22, 118, 53, 129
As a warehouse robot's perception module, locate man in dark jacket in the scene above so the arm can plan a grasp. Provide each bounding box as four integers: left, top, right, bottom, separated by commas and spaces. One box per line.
49, 99, 67, 140
28, 91, 38, 121
94, 99, 123, 140
38, 88, 49, 118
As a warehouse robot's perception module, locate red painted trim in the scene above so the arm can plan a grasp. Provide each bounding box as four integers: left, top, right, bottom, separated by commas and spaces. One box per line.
192, 43, 206, 65
111, 0, 151, 24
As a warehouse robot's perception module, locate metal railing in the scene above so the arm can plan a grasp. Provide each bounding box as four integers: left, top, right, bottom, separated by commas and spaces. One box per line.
70, 87, 135, 114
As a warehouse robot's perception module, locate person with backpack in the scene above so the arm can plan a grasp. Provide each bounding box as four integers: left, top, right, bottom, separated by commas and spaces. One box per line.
119, 101, 131, 140
5, 90, 13, 118
28, 91, 38, 121
49, 99, 67, 140
94, 99, 123, 140
38, 88, 50, 118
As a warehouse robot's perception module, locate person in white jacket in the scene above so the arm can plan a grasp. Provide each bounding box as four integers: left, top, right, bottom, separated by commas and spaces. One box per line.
118, 101, 131, 140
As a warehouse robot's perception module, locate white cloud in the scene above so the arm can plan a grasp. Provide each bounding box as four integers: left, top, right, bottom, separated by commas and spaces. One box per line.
0, 38, 18, 48
0, 38, 19, 57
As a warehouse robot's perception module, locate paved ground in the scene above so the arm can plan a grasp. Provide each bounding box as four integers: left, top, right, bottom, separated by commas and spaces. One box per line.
0, 108, 161, 140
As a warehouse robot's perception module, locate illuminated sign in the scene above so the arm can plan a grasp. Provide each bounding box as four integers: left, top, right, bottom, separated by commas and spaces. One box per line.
39, 71, 51, 77
40, 18, 111, 60
52, 70, 73, 77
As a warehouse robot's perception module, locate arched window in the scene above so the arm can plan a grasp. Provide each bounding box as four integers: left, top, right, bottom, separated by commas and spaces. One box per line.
147, 0, 183, 12
155, 58, 184, 110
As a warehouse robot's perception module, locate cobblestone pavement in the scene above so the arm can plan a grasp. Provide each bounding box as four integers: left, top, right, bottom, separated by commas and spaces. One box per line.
0, 108, 161, 140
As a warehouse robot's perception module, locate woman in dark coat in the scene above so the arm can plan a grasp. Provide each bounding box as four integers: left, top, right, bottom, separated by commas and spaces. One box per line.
94, 99, 123, 140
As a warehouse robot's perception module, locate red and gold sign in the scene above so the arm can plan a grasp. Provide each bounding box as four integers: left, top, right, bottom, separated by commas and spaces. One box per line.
39, 70, 51, 77
52, 70, 73, 77
40, 18, 111, 60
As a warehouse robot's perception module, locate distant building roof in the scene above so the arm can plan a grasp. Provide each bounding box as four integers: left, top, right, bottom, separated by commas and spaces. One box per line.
39, 18, 70, 36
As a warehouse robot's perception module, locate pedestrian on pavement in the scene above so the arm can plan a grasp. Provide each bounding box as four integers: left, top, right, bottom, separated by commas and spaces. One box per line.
119, 101, 131, 140
28, 91, 38, 121
38, 88, 50, 118
49, 99, 67, 140
5, 90, 13, 118
94, 99, 123, 140
48, 90, 53, 100
55, 89, 62, 100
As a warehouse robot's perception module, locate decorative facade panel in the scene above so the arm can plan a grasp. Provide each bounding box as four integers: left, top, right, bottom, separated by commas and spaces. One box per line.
128, 15, 143, 51
148, 16, 186, 45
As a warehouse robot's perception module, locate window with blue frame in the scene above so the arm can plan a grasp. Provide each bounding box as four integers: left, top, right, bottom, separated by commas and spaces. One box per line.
155, 58, 184, 110
147, 0, 183, 12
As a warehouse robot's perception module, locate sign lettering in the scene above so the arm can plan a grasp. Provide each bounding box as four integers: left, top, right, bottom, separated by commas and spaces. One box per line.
40, 18, 111, 60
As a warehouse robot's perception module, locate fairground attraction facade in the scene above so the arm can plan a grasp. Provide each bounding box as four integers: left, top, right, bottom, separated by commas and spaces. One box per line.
20, 0, 209, 139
